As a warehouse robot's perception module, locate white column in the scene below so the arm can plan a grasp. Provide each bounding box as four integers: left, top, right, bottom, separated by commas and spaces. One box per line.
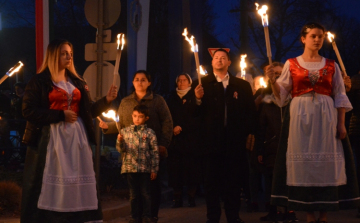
136, 0, 150, 70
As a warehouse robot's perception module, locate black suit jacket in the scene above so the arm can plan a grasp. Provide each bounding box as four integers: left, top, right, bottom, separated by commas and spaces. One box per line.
193, 72, 256, 156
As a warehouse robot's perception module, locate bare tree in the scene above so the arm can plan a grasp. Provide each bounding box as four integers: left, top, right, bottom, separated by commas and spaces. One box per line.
1, 0, 35, 28
229, 0, 338, 63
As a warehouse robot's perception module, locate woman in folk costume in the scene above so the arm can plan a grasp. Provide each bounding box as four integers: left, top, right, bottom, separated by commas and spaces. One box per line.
268, 22, 360, 223
21, 39, 117, 223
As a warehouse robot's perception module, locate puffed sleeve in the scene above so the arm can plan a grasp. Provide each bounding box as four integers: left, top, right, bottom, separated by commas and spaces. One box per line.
332, 63, 353, 112
275, 60, 292, 107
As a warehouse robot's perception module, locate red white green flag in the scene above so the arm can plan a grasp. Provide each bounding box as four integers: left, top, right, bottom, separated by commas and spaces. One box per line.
35, 0, 49, 70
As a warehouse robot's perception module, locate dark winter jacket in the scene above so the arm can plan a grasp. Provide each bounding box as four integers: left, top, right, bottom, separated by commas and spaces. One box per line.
167, 90, 201, 155
193, 72, 256, 156
254, 95, 287, 168
22, 68, 111, 146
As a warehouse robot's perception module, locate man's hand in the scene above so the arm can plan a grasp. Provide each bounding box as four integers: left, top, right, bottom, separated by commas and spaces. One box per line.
106, 84, 118, 103
99, 120, 109, 129
158, 145, 167, 157
64, 110, 77, 123
258, 155, 263, 164
195, 84, 204, 99
246, 134, 255, 151
151, 173, 157, 180
173, 126, 182, 135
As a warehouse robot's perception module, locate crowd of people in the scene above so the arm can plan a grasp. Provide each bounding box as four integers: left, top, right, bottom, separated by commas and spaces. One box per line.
15, 22, 360, 223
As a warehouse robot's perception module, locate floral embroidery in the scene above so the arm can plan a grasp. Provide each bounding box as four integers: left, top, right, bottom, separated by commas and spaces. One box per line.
309, 71, 319, 86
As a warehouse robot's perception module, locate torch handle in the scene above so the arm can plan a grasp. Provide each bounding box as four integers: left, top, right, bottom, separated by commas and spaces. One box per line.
194, 52, 201, 85
0, 74, 9, 85
332, 41, 347, 77
113, 50, 122, 86
264, 27, 272, 65
116, 121, 121, 134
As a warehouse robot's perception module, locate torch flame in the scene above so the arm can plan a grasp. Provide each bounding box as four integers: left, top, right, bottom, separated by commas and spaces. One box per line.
240, 54, 247, 70
199, 65, 207, 75
260, 77, 267, 88
327, 31, 335, 43
182, 28, 198, 52
239, 54, 247, 80
117, 33, 126, 50
255, 3, 269, 27
6, 61, 24, 77
102, 110, 119, 122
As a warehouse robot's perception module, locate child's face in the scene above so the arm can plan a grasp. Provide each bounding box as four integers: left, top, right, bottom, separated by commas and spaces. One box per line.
132, 111, 149, 126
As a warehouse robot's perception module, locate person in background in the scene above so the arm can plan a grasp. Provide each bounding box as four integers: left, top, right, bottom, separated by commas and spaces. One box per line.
256, 62, 298, 222
117, 104, 159, 223
269, 22, 359, 223
194, 48, 256, 223
167, 73, 201, 208
347, 71, 360, 218
21, 39, 118, 223
11, 82, 26, 120
99, 70, 173, 223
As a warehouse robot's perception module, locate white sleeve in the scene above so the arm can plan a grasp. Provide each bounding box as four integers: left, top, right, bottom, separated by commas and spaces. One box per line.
332, 63, 352, 112
275, 60, 292, 107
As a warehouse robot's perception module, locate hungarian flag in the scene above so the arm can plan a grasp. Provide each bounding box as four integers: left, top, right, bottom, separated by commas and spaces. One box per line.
35, 0, 50, 70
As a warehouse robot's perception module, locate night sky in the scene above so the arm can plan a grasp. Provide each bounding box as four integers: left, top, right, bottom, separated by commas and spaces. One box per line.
211, 0, 360, 54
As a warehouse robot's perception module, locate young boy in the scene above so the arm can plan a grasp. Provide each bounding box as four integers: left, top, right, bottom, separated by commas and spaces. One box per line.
117, 104, 159, 223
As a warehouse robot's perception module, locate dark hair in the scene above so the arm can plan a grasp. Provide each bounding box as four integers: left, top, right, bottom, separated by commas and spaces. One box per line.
300, 22, 326, 47
272, 61, 284, 68
213, 48, 230, 60
131, 70, 152, 93
133, 104, 149, 117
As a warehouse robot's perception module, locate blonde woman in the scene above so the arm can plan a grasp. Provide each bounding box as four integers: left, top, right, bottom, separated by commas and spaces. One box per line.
21, 39, 117, 223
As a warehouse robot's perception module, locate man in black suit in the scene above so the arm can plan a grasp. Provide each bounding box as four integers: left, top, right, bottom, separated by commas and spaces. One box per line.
194, 49, 256, 223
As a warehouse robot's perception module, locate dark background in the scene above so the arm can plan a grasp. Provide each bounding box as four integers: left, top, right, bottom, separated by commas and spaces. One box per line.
1, 0, 360, 96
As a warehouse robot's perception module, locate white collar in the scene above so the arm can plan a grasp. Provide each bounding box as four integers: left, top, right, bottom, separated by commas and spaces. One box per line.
214, 72, 229, 82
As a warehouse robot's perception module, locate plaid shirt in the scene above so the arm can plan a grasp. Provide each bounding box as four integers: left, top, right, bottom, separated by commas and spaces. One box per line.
117, 125, 159, 174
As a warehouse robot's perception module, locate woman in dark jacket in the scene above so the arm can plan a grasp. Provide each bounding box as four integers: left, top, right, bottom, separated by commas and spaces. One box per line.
167, 73, 201, 208
21, 39, 117, 223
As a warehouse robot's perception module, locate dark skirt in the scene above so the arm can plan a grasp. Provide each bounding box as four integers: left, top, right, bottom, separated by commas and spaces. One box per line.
271, 105, 360, 211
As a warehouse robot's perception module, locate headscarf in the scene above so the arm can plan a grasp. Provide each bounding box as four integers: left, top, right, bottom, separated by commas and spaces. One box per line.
175, 73, 192, 99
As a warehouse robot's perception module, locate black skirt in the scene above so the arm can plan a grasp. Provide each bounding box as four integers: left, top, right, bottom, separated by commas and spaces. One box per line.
271, 105, 360, 211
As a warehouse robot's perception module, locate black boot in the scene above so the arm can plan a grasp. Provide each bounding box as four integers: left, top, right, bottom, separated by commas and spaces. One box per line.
188, 196, 196, 207
171, 192, 183, 208
259, 205, 277, 221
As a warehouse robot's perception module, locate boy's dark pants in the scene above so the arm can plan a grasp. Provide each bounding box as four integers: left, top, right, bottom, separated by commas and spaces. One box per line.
127, 173, 151, 219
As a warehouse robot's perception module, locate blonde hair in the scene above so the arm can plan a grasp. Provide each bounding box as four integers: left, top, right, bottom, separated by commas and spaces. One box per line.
37, 39, 81, 82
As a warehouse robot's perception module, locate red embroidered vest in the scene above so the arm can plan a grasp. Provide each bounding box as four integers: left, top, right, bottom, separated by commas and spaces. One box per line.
48, 85, 81, 115
289, 58, 335, 98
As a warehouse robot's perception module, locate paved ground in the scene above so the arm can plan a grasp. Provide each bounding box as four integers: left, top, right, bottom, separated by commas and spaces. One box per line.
106, 197, 360, 223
